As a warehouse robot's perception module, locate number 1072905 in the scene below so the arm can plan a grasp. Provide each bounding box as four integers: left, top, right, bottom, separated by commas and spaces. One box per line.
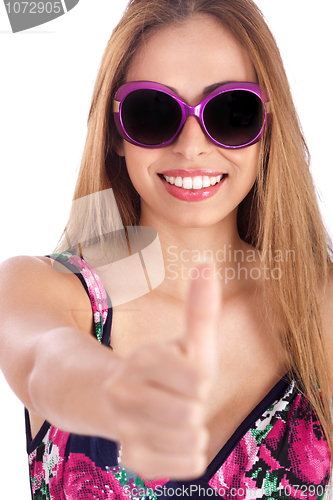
278, 484, 331, 497
5, 2, 62, 14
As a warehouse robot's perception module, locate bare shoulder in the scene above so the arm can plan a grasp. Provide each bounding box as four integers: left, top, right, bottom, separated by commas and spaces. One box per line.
0, 254, 94, 414
0, 254, 93, 336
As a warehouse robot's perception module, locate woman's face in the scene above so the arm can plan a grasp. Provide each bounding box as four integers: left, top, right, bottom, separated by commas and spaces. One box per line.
119, 14, 260, 230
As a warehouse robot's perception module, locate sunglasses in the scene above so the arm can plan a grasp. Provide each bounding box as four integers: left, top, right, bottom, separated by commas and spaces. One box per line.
113, 81, 270, 149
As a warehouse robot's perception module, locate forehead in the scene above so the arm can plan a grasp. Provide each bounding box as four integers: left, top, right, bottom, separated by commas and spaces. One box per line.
126, 14, 257, 99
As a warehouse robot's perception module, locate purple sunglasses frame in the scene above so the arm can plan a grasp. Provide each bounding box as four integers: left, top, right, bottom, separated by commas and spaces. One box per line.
113, 80, 270, 149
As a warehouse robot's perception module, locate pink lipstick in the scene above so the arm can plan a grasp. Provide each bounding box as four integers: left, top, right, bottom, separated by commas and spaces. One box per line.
158, 172, 227, 202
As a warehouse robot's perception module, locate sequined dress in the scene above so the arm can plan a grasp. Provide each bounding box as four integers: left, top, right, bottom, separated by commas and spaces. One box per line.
25, 252, 331, 499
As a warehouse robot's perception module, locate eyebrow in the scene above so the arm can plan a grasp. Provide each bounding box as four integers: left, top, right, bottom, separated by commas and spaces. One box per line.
203, 81, 234, 95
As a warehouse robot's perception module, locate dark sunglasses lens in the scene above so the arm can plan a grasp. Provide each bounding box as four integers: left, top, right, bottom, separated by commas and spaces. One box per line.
121, 89, 182, 146
203, 90, 263, 147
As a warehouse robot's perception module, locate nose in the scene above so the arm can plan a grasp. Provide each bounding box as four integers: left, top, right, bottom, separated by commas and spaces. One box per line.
171, 115, 212, 160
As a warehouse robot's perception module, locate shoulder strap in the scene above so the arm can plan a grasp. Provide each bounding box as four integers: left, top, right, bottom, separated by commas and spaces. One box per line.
45, 252, 112, 347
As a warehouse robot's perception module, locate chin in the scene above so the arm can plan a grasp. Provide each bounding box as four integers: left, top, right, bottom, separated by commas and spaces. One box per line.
162, 211, 229, 229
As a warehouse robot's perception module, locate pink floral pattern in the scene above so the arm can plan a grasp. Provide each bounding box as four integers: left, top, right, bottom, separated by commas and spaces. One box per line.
61, 251, 108, 342
208, 382, 331, 499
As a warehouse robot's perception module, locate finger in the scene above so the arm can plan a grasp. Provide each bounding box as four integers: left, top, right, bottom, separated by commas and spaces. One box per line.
180, 263, 221, 376
126, 344, 207, 398
110, 368, 205, 422
120, 415, 208, 454
135, 383, 205, 425
121, 445, 207, 480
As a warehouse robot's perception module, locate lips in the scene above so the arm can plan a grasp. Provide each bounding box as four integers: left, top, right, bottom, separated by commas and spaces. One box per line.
158, 173, 227, 202
159, 169, 226, 177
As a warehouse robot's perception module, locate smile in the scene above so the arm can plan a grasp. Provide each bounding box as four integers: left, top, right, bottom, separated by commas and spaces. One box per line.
161, 174, 224, 190
158, 173, 227, 202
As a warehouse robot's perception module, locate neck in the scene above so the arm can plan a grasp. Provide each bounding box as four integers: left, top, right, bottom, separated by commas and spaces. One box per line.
139, 207, 253, 303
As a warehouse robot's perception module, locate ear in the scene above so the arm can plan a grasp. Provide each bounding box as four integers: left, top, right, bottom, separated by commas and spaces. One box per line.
115, 141, 125, 157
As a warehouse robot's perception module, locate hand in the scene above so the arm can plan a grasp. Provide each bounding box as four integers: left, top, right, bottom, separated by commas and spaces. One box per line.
106, 263, 221, 480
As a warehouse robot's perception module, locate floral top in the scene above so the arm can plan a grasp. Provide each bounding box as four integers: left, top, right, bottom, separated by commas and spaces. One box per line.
25, 252, 331, 500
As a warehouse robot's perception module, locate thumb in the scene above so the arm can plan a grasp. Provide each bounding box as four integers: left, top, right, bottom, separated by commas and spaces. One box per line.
180, 262, 221, 377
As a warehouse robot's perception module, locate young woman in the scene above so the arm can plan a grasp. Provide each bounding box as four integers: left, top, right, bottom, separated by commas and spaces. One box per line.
1, 0, 333, 498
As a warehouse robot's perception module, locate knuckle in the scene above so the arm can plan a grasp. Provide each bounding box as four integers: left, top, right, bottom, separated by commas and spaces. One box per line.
174, 400, 204, 425
116, 416, 141, 442
128, 349, 149, 371
123, 449, 156, 479
109, 378, 145, 415
185, 427, 209, 451
110, 381, 132, 409
129, 390, 145, 412
129, 344, 160, 374
186, 453, 207, 477
138, 458, 157, 478
168, 453, 207, 479
185, 364, 207, 396
120, 444, 139, 469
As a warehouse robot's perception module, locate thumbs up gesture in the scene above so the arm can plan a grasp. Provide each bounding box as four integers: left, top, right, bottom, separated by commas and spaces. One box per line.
106, 263, 221, 480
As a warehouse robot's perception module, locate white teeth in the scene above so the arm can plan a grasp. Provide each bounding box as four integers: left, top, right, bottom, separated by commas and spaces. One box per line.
202, 176, 211, 188
162, 174, 224, 189
182, 177, 193, 190
192, 176, 203, 189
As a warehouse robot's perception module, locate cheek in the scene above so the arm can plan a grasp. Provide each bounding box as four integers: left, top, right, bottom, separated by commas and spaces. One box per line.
221, 143, 260, 181
122, 143, 161, 189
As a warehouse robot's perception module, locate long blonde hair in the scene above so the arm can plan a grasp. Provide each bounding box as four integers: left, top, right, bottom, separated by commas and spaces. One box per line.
54, 0, 333, 476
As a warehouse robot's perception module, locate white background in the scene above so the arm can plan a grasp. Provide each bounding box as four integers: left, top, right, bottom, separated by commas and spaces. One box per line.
0, 0, 332, 497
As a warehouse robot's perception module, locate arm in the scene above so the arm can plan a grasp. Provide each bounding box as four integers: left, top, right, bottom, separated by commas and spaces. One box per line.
0, 255, 122, 439
0, 256, 220, 479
